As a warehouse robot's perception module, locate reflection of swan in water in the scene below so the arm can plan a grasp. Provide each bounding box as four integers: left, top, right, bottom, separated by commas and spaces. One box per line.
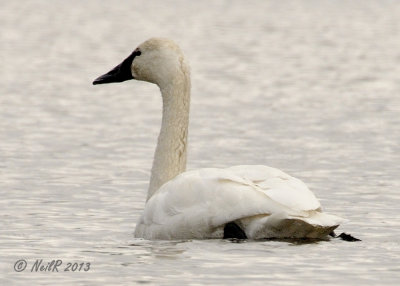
130, 240, 187, 259
93, 38, 358, 241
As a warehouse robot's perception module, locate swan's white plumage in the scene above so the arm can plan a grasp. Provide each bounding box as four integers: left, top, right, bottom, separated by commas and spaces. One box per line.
95, 38, 345, 240
134, 165, 344, 239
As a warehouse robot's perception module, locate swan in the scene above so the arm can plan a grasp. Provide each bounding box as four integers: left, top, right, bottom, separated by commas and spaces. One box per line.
93, 38, 347, 240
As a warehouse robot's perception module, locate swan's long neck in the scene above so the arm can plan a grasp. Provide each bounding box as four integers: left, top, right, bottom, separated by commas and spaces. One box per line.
147, 76, 190, 200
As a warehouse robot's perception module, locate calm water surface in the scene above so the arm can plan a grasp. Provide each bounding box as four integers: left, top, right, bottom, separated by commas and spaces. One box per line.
1, 0, 400, 285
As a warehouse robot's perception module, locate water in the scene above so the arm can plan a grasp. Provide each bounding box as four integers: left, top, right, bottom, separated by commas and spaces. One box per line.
1, 0, 400, 284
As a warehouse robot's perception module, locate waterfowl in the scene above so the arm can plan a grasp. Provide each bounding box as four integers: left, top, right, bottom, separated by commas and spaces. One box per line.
93, 38, 347, 240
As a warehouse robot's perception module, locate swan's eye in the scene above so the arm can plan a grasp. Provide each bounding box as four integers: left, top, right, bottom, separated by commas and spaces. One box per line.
135, 50, 141, 56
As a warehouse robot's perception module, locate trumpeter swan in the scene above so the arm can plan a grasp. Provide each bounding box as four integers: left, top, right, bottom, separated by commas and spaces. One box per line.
93, 38, 352, 240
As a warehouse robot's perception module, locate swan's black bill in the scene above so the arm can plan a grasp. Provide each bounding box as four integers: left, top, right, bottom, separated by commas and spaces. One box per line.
93, 50, 140, 85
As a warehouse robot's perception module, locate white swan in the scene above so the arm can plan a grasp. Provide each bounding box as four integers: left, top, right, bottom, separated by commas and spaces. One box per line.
93, 38, 345, 240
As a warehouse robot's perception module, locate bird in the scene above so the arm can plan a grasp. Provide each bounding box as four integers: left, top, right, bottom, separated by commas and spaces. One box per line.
93, 38, 352, 241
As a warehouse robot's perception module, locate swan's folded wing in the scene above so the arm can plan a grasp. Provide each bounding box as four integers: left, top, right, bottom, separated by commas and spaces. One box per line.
143, 168, 289, 225
227, 165, 321, 211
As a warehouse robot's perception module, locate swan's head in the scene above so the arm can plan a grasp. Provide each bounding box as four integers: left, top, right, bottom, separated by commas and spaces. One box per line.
93, 38, 189, 88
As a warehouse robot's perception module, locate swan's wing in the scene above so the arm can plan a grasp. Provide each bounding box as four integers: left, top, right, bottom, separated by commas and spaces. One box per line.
226, 165, 321, 211
135, 166, 343, 239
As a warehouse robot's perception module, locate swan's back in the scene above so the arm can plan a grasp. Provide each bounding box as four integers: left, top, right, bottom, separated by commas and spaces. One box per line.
135, 165, 344, 240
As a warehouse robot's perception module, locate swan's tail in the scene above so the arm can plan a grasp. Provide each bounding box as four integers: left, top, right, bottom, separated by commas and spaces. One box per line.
239, 211, 344, 239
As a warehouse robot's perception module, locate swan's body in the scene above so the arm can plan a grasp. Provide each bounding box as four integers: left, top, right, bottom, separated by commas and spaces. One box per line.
94, 38, 345, 240
135, 166, 342, 239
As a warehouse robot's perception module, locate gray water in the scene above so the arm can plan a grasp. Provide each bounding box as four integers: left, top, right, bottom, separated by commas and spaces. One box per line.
1, 0, 400, 285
